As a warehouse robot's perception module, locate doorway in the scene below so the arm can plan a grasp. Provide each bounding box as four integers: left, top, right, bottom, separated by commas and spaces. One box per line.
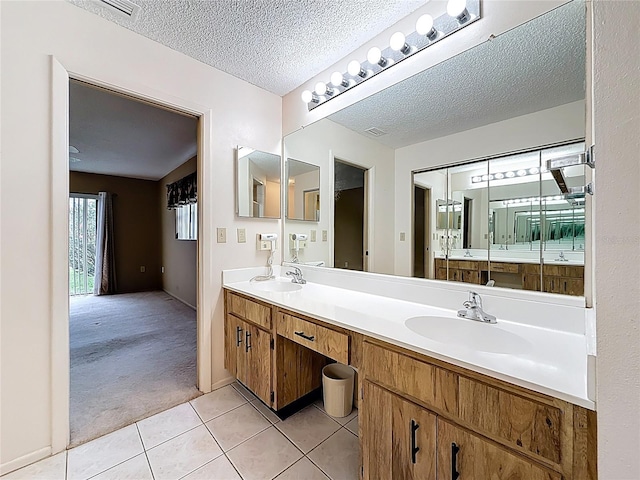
334, 160, 367, 271
413, 185, 431, 278
67, 79, 201, 446
463, 197, 473, 249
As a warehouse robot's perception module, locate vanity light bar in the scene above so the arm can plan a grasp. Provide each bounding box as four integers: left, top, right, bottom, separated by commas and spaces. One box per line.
472, 165, 546, 184
301, 0, 481, 111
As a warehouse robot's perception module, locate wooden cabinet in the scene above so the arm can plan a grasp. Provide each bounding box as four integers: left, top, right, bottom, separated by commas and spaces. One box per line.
362, 339, 596, 480
224, 292, 273, 406
277, 312, 349, 364
437, 419, 561, 480
362, 381, 436, 480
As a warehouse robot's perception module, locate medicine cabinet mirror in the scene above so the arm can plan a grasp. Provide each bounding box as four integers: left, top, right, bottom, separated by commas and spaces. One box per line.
286, 158, 320, 222
236, 146, 281, 219
282, 1, 588, 296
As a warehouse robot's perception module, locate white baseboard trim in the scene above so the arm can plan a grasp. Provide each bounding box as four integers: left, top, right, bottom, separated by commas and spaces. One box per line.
162, 289, 196, 310
211, 376, 235, 391
0, 447, 51, 476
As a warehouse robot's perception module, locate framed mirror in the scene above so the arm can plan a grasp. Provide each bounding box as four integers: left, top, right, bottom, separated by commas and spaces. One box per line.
282, 1, 587, 296
236, 146, 281, 218
286, 158, 320, 221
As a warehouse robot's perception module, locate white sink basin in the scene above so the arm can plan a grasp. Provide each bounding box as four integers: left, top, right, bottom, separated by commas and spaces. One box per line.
405, 316, 531, 355
251, 280, 303, 293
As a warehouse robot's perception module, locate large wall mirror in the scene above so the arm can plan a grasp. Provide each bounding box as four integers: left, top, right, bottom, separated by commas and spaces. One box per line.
236, 146, 281, 218
282, 1, 588, 295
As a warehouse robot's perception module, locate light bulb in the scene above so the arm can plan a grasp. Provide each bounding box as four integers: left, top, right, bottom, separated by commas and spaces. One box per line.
517, 169, 527, 177
447, 0, 469, 22
348, 60, 365, 78
315, 82, 327, 95
494, 172, 504, 179
416, 14, 437, 39
505, 171, 515, 178
331, 71, 346, 87
301, 90, 313, 103
390, 32, 410, 54
481, 174, 489, 181
528, 167, 539, 174
367, 47, 387, 67
472, 176, 481, 183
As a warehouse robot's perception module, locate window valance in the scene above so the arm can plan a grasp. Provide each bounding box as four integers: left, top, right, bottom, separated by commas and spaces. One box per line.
166, 172, 197, 210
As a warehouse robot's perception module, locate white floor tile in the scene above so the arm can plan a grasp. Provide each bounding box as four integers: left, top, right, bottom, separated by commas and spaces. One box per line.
1, 452, 67, 480
275, 457, 329, 480
67, 424, 143, 480
275, 406, 340, 454
190, 386, 247, 422
227, 427, 302, 480
344, 416, 359, 436
250, 399, 280, 424
146, 425, 222, 480
91, 454, 152, 480
181, 455, 242, 480
231, 381, 257, 402
315, 402, 358, 425
137, 402, 202, 449
308, 429, 360, 480
205, 403, 270, 451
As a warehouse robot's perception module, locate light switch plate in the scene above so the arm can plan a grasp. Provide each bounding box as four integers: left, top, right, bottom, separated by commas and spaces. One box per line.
237, 228, 246, 243
140, 266, 145, 273
310, 230, 317, 242
217, 228, 227, 243
322, 230, 328, 241
400, 232, 406, 241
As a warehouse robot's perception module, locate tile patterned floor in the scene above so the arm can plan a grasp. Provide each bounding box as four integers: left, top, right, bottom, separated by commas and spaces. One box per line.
2, 382, 359, 480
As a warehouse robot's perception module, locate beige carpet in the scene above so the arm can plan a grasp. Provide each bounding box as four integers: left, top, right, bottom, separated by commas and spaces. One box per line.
70, 291, 201, 447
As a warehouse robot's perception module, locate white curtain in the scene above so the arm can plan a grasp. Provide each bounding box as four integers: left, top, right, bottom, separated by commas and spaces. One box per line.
94, 192, 117, 295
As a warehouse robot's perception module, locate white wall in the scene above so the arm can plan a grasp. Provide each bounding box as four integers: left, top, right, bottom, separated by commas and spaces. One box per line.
284, 119, 395, 273
593, 1, 640, 477
394, 101, 585, 276
0, 0, 281, 471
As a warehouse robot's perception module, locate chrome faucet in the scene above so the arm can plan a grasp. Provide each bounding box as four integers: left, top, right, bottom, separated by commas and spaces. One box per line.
458, 291, 496, 324
555, 251, 569, 262
286, 266, 306, 284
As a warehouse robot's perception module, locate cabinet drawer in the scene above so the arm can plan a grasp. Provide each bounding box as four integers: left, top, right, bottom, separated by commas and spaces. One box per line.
458, 377, 562, 464
277, 313, 349, 364
227, 292, 271, 329
364, 341, 458, 415
490, 262, 520, 273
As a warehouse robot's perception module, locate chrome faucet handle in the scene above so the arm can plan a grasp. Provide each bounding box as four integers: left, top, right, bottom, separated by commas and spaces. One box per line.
468, 291, 482, 307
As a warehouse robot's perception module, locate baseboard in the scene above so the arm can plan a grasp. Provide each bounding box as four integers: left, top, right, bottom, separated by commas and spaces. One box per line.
211, 375, 235, 391
162, 289, 196, 310
0, 447, 51, 476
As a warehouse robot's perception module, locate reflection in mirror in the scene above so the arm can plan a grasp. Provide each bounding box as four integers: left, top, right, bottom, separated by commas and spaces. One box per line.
236, 146, 281, 218
286, 158, 320, 221
283, 1, 588, 297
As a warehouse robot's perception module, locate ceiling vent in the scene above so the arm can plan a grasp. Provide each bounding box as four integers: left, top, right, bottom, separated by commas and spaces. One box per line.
99, 0, 140, 18
365, 127, 387, 137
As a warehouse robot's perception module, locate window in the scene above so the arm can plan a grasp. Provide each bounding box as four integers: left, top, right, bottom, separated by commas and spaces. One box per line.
176, 203, 197, 240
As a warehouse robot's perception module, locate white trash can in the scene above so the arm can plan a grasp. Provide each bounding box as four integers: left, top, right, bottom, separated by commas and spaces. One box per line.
322, 363, 355, 418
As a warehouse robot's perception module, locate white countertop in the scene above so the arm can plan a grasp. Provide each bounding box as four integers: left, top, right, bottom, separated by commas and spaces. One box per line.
224, 275, 594, 410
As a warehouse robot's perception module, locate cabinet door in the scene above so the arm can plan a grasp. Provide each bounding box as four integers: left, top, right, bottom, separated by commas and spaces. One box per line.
224, 314, 241, 377
362, 382, 436, 480
245, 323, 272, 406
437, 419, 561, 480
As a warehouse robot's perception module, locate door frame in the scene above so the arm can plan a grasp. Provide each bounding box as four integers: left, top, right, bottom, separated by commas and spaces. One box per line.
51, 56, 213, 452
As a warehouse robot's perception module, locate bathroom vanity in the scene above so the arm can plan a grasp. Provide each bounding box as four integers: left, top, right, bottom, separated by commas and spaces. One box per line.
223, 267, 596, 480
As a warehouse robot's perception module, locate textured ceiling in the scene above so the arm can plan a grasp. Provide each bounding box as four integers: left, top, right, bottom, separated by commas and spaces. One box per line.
66, 0, 424, 96
69, 81, 198, 180
328, 1, 586, 149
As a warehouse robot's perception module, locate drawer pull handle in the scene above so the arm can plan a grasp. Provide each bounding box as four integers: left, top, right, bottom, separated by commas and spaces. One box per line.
410, 419, 420, 464
236, 326, 243, 347
294, 331, 315, 341
451, 442, 460, 480
245, 331, 251, 352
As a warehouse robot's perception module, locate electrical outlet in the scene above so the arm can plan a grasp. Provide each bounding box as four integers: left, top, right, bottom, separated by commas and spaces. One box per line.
217, 227, 227, 243
140, 266, 146, 273
237, 228, 246, 243
400, 232, 406, 241
322, 230, 328, 241
310, 230, 317, 242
